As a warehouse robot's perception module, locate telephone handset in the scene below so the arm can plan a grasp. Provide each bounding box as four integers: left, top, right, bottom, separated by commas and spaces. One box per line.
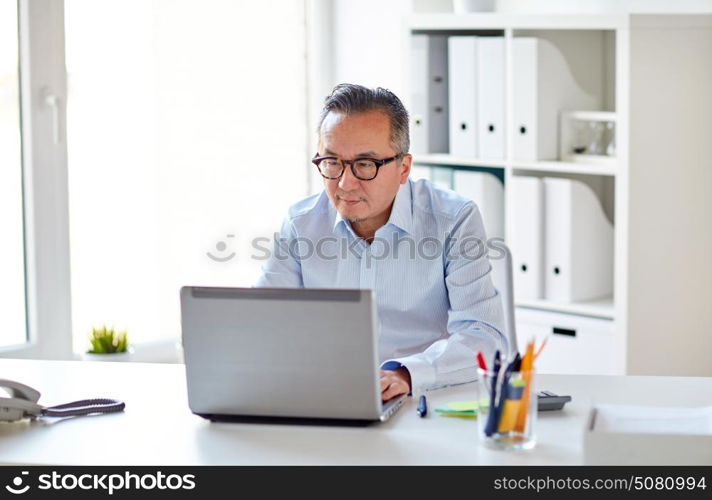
0, 378, 125, 422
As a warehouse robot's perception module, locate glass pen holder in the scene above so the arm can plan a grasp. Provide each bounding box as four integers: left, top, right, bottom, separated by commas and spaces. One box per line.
476, 367, 537, 450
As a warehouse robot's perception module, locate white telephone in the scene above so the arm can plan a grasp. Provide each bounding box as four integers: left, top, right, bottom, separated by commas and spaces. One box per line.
0, 379, 125, 422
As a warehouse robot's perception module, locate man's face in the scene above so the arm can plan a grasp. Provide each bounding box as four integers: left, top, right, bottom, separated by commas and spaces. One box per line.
318, 110, 411, 228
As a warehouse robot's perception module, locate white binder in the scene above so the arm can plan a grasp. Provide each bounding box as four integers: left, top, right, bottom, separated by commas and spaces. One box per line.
452, 170, 504, 239
448, 36, 478, 158
477, 36, 505, 160
512, 37, 600, 161
510, 176, 544, 300
410, 35, 449, 155
543, 177, 613, 302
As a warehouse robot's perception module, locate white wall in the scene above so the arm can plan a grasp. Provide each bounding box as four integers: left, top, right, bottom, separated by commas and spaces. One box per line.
330, 0, 411, 98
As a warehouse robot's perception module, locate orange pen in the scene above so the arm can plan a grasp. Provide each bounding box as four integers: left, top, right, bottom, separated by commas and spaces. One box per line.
513, 340, 535, 433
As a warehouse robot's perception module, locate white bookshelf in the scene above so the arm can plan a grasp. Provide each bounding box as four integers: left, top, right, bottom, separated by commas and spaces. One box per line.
406, 13, 712, 377
515, 296, 614, 321
510, 161, 617, 177
414, 153, 506, 169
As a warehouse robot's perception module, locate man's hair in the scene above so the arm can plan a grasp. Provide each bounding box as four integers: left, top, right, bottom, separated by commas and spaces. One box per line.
317, 83, 410, 154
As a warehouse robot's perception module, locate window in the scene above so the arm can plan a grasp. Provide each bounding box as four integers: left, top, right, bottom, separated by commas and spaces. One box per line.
65, 1, 308, 354
0, 0, 27, 348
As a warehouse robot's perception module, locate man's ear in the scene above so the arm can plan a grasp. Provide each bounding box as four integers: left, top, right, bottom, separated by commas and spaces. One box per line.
399, 154, 412, 184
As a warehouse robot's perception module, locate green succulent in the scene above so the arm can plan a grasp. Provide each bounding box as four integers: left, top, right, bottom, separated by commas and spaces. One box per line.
87, 325, 129, 354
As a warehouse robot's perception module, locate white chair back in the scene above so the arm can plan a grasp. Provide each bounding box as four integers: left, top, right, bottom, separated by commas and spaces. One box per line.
488, 242, 518, 356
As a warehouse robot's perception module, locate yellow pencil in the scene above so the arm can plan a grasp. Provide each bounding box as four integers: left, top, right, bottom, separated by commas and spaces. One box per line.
513, 340, 535, 433
497, 377, 526, 432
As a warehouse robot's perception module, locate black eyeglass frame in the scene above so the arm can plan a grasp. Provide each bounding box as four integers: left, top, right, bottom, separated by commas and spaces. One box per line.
311, 152, 404, 181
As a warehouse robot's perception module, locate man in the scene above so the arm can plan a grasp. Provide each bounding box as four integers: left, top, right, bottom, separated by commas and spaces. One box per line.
256, 83, 506, 401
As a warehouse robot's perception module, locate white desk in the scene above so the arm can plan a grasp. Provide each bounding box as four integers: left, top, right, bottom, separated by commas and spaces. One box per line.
1, 359, 711, 465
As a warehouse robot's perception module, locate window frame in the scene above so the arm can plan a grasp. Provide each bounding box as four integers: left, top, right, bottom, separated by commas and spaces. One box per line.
0, 0, 73, 360
3, 0, 322, 361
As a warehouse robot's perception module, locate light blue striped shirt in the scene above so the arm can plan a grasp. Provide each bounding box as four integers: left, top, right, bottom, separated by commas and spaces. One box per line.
255, 178, 506, 392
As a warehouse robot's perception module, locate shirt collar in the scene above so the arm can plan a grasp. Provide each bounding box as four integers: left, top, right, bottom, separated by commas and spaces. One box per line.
332, 203, 349, 233
386, 180, 414, 235
331, 180, 413, 236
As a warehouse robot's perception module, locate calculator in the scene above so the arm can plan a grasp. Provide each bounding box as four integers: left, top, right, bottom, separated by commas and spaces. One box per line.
536, 391, 572, 411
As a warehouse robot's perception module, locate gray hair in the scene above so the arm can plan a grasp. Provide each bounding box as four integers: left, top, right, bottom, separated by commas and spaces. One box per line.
317, 83, 410, 154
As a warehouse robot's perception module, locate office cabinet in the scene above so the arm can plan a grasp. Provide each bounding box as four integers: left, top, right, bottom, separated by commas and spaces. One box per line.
406, 13, 712, 377
516, 309, 616, 375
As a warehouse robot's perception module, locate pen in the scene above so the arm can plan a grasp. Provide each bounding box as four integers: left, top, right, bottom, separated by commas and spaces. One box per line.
476, 351, 488, 371
417, 395, 427, 418
476, 351, 491, 396
494, 353, 520, 431
514, 341, 535, 433
483, 350, 501, 436
508, 352, 522, 373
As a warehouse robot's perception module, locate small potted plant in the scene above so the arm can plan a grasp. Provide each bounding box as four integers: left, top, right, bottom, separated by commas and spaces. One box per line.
82, 325, 133, 361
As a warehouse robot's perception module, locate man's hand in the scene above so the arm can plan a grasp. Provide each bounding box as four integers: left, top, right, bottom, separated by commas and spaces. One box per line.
380, 367, 411, 401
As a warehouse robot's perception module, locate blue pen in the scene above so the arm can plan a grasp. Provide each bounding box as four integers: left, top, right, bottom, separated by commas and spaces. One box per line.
417, 395, 427, 418
483, 350, 501, 436
494, 353, 521, 431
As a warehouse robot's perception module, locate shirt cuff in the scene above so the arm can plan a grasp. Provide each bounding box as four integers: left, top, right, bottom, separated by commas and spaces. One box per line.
381, 356, 436, 394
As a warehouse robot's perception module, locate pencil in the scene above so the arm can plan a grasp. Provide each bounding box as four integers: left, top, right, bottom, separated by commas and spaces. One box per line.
513, 341, 535, 433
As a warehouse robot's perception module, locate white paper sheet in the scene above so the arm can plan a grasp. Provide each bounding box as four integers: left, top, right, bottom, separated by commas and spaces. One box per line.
593, 404, 712, 436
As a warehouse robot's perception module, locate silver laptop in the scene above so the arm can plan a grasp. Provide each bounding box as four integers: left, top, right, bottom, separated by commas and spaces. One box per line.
180, 286, 406, 424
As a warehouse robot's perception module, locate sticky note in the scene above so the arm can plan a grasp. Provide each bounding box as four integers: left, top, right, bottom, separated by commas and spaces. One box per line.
435, 400, 482, 419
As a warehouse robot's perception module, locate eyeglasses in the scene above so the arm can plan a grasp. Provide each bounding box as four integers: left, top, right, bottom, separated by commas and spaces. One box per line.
312, 153, 403, 181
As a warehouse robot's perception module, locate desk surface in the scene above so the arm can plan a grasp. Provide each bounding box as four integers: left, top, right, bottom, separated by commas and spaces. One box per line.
1, 359, 711, 465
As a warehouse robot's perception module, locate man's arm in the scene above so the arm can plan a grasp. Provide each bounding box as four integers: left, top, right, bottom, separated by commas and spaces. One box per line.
253, 217, 304, 288
381, 202, 507, 394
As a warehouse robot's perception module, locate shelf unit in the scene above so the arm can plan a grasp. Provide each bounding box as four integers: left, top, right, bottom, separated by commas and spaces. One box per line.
510, 160, 617, 176
405, 13, 712, 377
515, 296, 614, 321
413, 153, 506, 169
